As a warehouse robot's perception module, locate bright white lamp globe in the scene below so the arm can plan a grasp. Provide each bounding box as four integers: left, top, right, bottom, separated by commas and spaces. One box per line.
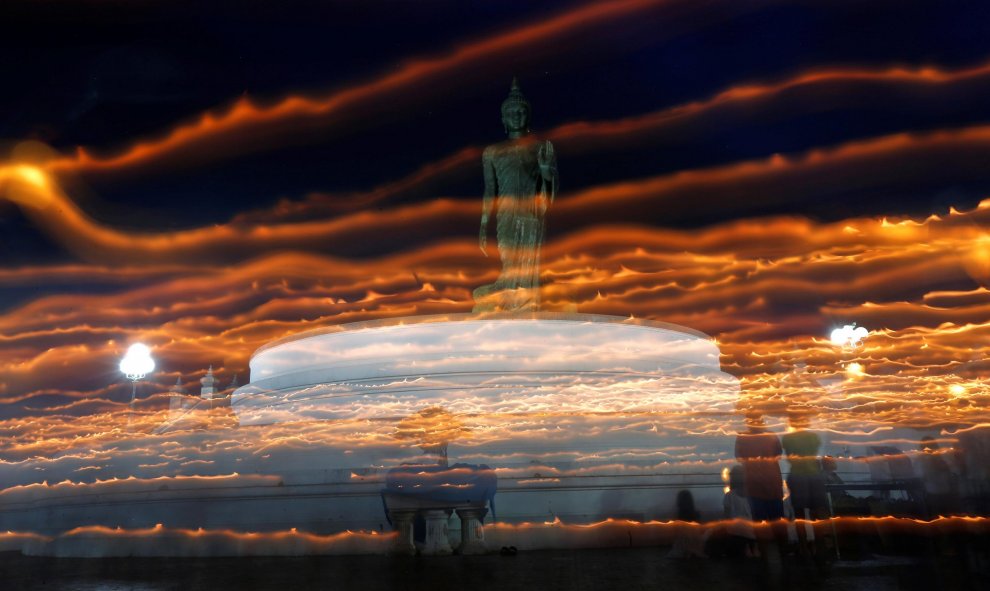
830, 324, 868, 347
120, 343, 155, 380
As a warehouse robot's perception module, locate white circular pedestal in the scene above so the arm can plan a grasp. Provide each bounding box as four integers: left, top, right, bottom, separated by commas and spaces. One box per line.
232, 313, 736, 425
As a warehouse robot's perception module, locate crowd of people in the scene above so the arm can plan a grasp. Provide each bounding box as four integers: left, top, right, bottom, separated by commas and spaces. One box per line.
667, 413, 990, 566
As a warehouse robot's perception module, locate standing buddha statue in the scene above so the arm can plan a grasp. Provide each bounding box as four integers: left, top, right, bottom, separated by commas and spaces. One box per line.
473, 78, 558, 313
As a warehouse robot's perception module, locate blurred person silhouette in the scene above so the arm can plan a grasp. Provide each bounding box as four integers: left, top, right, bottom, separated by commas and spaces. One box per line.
666, 489, 707, 558
735, 411, 787, 569
821, 456, 851, 519
822, 455, 843, 486
956, 425, 990, 516
707, 465, 757, 558
782, 412, 828, 556
677, 488, 701, 522
735, 412, 784, 521
918, 436, 973, 565
918, 436, 959, 518
954, 426, 990, 576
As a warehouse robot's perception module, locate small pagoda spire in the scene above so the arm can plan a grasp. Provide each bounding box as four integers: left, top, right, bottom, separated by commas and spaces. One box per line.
200, 365, 217, 399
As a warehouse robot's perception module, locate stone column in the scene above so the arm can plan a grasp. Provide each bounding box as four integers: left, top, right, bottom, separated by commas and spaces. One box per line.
421, 509, 453, 555
456, 507, 487, 555
389, 509, 417, 555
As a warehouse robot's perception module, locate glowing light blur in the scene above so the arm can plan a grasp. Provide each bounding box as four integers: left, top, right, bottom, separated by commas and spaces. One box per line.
120, 343, 155, 380
844, 362, 865, 379
830, 324, 868, 347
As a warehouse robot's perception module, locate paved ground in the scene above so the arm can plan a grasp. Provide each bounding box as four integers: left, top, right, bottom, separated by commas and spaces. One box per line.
2, 545, 988, 591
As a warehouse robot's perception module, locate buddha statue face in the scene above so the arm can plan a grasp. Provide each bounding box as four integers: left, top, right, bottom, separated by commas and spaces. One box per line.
502, 103, 530, 136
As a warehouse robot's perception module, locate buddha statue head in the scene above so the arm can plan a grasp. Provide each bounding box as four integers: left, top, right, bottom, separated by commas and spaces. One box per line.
501, 77, 531, 137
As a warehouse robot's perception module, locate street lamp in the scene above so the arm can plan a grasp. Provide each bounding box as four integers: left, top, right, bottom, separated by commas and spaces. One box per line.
120, 343, 155, 428
830, 324, 868, 348
830, 324, 868, 380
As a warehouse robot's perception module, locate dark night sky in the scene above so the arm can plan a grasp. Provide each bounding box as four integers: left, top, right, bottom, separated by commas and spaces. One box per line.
4, 0, 990, 241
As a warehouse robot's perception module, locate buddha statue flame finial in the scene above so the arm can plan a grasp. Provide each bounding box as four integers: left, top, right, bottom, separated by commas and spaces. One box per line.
501, 77, 530, 116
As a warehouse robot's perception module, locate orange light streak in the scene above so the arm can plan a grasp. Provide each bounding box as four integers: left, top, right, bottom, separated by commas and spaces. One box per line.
9, 124, 990, 266
35, 53, 990, 188
0, 515, 986, 557
44, 0, 664, 175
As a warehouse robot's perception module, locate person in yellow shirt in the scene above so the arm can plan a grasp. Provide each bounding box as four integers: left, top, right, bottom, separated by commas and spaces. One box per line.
782, 413, 827, 556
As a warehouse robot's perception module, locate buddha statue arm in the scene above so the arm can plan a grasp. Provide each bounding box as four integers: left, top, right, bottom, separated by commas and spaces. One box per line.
479, 146, 497, 255
538, 140, 558, 212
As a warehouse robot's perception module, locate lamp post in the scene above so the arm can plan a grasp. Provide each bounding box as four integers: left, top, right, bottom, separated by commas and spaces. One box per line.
120, 343, 155, 430
826, 323, 869, 559
830, 324, 868, 348
830, 323, 869, 379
